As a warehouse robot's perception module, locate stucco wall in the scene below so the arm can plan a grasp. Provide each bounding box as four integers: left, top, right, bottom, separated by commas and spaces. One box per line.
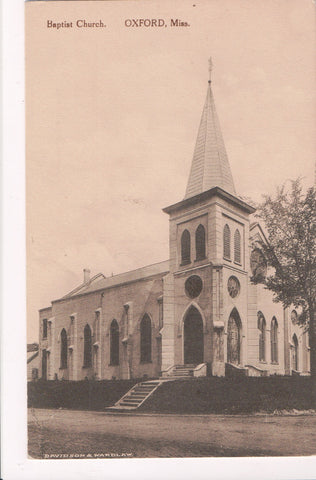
39, 274, 165, 381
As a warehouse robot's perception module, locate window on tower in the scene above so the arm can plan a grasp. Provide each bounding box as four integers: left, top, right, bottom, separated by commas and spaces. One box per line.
223, 224, 231, 259
181, 229, 191, 265
195, 224, 206, 261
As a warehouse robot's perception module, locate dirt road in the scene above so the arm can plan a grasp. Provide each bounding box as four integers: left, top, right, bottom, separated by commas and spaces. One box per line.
28, 408, 316, 458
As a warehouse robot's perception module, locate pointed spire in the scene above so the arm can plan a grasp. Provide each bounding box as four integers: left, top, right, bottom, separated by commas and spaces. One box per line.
184, 59, 236, 199
208, 57, 213, 83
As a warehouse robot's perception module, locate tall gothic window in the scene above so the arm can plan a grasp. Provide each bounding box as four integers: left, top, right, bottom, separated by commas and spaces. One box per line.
292, 334, 299, 371
258, 312, 266, 362
140, 314, 152, 363
110, 319, 119, 366
195, 224, 206, 261
42, 319, 48, 339
270, 317, 278, 363
227, 309, 241, 365
60, 328, 68, 369
234, 229, 241, 264
223, 224, 231, 259
181, 229, 191, 265
83, 324, 92, 368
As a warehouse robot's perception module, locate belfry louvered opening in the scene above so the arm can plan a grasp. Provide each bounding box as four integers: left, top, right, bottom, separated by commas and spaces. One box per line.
181, 229, 191, 265
234, 229, 241, 263
195, 224, 206, 261
223, 224, 231, 259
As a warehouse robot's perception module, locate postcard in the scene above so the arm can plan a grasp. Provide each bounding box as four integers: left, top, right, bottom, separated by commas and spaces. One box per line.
3, 0, 316, 478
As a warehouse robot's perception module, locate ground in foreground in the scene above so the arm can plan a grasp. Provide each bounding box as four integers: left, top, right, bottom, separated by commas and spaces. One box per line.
28, 408, 316, 458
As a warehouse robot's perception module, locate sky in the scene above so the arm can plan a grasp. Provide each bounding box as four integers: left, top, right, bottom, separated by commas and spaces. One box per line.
26, 0, 316, 342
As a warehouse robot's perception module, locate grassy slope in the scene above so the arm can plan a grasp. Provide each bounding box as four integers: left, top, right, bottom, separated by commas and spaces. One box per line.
140, 376, 315, 413
28, 376, 315, 413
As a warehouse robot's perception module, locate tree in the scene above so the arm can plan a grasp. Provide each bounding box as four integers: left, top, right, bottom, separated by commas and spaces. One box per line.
255, 179, 316, 381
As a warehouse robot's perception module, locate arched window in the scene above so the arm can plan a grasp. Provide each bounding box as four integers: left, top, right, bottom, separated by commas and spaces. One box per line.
270, 317, 278, 363
60, 328, 68, 369
223, 224, 231, 259
110, 319, 119, 366
195, 224, 206, 261
234, 229, 241, 264
181, 229, 191, 265
42, 319, 48, 339
292, 334, 299, 371
140, 314, 152, 363
291, 310, 298, 324
83, 324, 92, 368
258, 312, 266, 362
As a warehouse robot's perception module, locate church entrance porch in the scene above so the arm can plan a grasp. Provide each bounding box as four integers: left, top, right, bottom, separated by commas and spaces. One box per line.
183, 306, 204, 365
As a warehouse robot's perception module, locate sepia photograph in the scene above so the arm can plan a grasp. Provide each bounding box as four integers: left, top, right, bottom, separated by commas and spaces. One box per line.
6, 0, 315, 475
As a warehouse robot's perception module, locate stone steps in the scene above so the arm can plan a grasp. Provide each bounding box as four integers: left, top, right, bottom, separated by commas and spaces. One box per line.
107, 380, 161, 410
167, 364, 196, 378
106, 365, 199, 411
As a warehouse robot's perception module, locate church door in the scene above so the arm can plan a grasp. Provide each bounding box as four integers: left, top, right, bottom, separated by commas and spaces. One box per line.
227, 310, 241, 365
183, 306, 204, 365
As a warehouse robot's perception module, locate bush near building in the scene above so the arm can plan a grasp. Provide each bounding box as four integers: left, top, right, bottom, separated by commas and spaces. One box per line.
28, 379, 139, 411
140, 377, 314, 414
28, 376, 314, 413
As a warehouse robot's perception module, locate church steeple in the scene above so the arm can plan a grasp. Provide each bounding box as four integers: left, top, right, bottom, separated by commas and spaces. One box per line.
184, 58, 236, 199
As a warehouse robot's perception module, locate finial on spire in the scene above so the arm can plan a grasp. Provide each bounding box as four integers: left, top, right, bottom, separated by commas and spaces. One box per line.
208, 57, 213, 83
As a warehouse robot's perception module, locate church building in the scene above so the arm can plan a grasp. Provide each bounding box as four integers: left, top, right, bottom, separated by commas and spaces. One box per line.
38, 62, 310, 381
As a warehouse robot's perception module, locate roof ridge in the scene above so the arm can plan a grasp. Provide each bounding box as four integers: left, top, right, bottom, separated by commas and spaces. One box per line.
61, 272, 105, 299
54, 260, 170, 302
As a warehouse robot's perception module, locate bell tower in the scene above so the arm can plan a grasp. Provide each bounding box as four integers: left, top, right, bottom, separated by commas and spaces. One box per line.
162, 59, 255, 375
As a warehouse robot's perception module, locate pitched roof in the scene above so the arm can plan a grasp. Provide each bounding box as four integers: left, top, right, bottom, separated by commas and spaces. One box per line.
27, 351, 39, 364
250, 221, 269, 245
54, 260, 170, 302
27, 343, 39, 353
184, 77, 236, 199
60, 273, 106, 299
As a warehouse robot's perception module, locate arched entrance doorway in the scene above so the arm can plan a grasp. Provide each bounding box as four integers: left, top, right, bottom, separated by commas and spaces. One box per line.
227, 309, 241, 365
183, 306, 204, 364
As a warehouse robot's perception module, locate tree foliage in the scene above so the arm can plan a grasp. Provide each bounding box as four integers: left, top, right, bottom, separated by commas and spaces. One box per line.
256, 179, 316, 378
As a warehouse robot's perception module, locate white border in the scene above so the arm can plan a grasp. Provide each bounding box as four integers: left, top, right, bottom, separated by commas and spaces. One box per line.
1, 0, 316, 478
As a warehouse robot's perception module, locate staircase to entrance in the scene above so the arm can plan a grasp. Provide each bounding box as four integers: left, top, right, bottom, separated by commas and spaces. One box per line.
107, 363, 206, 411
162, 364, 196, 378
